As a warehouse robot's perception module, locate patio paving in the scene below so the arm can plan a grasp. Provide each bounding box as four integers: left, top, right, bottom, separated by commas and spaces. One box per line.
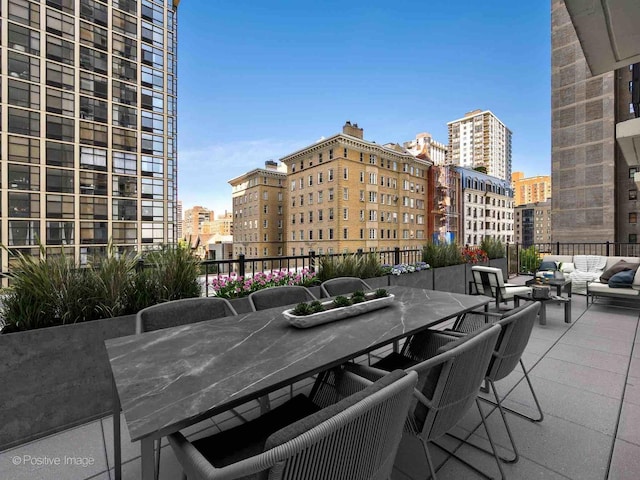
1, 278, 638, 480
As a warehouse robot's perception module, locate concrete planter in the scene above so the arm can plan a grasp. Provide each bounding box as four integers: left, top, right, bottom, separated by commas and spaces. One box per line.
432, 264, 467, 294
489, 257, 509, 279
389, 269, 434, 290
0, 314, 137, 451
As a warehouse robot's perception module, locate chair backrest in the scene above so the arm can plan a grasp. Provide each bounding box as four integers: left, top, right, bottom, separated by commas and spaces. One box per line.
411, 323, 501, 441
248, 285, 317, 311
471, 266, 506, 299
320, 277, 372, 297
487, 301, 540, 382
136, 297, 237, 334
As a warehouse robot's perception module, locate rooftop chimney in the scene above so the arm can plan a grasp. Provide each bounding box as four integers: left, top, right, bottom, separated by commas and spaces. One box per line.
264, 160, 278, 170
342, 121, 364, 139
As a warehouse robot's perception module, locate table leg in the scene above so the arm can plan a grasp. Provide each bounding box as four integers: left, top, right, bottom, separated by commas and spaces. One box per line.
141, 437, 156, 480
112, 376, 121, 480
564, 300, 571, 323
538, 303, 547, 325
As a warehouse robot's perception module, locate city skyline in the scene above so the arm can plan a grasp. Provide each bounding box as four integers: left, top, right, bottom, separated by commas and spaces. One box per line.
176, 1, 551, 213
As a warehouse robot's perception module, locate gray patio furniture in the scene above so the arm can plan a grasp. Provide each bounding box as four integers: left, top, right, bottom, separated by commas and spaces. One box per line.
445, 301, 543, 463
320, 276, 372, 297
248, 285, 317, 311
470, 265, 531, 309
136, 297, 238, 334
135, 297, 238, 480
347, 323, 505, 480
168, 368, 418, 480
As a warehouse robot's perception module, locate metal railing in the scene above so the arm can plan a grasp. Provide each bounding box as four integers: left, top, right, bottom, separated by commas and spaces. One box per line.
506, 242, 640, 276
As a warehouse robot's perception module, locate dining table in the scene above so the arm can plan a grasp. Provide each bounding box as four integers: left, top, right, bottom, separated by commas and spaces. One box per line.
105, 285, 492, 480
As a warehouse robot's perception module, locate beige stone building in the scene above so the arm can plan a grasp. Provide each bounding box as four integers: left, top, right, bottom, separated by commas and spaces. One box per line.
514, 201, 552, 246
512, 172, 552, 206
403, 132, 448, 165
209, 211, 233, 236
280, 122, 432, 256
183, 206, 214, 239
229, 161, 286, 258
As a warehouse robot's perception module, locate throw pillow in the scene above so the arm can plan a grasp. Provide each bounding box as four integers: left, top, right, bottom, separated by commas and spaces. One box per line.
600, 260, 640, 283
608, 269, 635, 288
560, 262, 575, 273
538, 261, 558, 271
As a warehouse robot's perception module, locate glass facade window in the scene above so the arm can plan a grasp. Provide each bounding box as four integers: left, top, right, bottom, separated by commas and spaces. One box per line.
80, 46, 108, 74
47, 194, 75, 218
113, 152, 137, 174
8, 79, 40, 109
113, 56, 137, 82
141, 155, 163, 177
80, 0, 108, 27
80, 171, 108, 195
79, 121, 108, 146
113, 223, 137, 243
47, 0, 75, 15
46, 88, 74, 115
141, 200, 163, 221
141, 88, 163, 112
8, 136, 40, 164
8, 163, 40, 191
113, 128, 137, 151
112, 175, 137, 197
46, 167, 74, 193
113, 199, 137, 220
46, 61, 74, 89
80, 197, 107, 219
141, 20, 163, 47
80, 96, 108, 122
46, 7, 74, 39
141, 178, 163, 199
46, 141, 74, 166
46, 35, 75, 65
8, 51, 40, 82
113, 32, 137, 60
79, 71, 108, 99
113, 104, 137, 128
141, 66, 163, 89
80, 222, 108, 244
141, 43, 163, 69
9, 0, 41, 28
113, 80, 137, 106
112, 9, 137, 36
46, 114, 75, 141
9, 192, 40, 217
113, 0, 137, 15
46, 221, 74, 244
8, 107, 40, 136
80, 20, 108, 50
8, 22, 40, 55
80, 146, 107, 171
9, 220, 40, 245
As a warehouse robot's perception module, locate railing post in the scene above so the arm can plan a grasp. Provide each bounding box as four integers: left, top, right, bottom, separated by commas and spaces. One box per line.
238, 253, 245, 278
356, 248, 363, 257
556, 241, 560, 255
394, 247, 400, 266
136, 258, 144, 273
606, 241, 610, 257
308, 250, 316, 273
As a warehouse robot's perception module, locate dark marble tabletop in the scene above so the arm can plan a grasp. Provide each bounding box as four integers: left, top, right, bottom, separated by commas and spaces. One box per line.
105, 286, 490, 442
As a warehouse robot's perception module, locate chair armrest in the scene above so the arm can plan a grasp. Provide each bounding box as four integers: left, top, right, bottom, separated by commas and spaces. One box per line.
344, 363, 390, 382
168, 432, 219, 479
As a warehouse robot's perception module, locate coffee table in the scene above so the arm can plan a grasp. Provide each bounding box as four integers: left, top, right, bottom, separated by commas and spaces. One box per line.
514, 291, 571, 325
525, 277, 572, 297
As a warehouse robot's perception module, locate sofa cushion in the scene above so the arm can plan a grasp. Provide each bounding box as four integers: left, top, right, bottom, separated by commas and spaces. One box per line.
633, 268, 640, 290
560, 262, 575, 273
609, 269, 636, 288
589, 282, 640, 296
600, 260, 640, 283
538, 261, 558, 271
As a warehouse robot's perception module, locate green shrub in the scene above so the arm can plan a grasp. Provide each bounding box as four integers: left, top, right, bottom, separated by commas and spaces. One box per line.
1, 242, 202, 332
333, 295, 352, 308
422, 242, 464, 268
317, 253, 385, 281
519, 245, 541, 274
480, 237, 506, 259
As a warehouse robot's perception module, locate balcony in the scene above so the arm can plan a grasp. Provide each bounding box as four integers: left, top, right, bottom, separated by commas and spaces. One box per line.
0, 276, 637, 479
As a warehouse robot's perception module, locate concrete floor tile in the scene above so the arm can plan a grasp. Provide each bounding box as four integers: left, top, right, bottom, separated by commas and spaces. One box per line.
504, 376, 620, 435
530, 357, 626, 399
623, 375, 640, 406
617, 402, 640, 447
628, 356, 640, 378
546, 342, 629, 375
0, 421, 108, 480
569, 323, 637, 343
558, 332, 634, 356
608, 438, 640, 480
577, 314, 638, 332
525, 336, 559, 356
100, 414, 141, 468
471, 410, 612, 480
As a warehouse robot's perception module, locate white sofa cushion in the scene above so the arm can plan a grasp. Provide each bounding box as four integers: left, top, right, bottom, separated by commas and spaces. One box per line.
588, 282, 640, 296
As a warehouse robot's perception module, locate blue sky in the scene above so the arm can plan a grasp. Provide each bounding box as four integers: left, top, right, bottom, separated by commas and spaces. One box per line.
177, 1, 551, 215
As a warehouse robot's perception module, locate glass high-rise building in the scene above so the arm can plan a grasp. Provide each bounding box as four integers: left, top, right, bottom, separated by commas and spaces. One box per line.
0, 0, 178, 272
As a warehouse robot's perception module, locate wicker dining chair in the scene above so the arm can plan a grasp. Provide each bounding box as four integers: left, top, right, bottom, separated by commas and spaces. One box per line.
320, 277, 373, 297
135, 296, 238, 480
470, 265, 531, 309
248, 285, 317, 311
347, 324, 505, 480
136, 297, 238, 334
168, 368, 418, 480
